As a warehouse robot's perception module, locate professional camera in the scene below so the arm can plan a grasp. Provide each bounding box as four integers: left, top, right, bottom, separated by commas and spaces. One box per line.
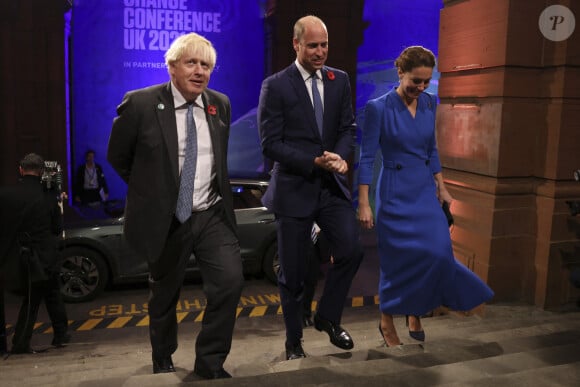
41, 161, 63, 193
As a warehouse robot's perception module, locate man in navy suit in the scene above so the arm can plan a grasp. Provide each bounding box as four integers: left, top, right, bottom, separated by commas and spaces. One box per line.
258, 15, 363, 360
107, 33, 243, 379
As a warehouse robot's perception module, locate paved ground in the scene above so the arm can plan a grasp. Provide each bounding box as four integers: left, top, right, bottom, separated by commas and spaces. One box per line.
2, 229, 580, 386
1, 301, 580, 386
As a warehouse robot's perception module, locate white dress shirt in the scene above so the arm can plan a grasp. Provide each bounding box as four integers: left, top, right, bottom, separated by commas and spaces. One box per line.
295, 60, 324, 109
171, 82, 220, 211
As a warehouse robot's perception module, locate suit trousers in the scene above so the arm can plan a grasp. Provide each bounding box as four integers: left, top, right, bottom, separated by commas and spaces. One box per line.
302, 233, 331, 318
302, 241, 319, 319
12, 272, 68, 350
276, 182, 363, 345
79, 188, 102, 204
147, 201, 243, 372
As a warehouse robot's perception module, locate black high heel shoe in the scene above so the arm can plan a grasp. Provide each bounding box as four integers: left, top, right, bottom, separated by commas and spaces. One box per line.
405, 315, 425, 342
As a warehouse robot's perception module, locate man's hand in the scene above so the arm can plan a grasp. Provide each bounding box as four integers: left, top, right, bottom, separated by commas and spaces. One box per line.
314, 151, 348, 175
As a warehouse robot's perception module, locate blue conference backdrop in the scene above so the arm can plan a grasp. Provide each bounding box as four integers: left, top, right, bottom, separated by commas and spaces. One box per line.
353, 0, 442, 205
69, 0, 441, 202
71, 0, 266, 200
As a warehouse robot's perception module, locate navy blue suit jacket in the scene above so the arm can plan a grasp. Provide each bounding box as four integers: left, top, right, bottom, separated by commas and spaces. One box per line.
258, 63, 356, 217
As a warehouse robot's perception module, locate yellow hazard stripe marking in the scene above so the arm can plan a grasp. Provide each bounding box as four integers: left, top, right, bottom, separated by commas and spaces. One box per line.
78, 318, 102, 331
136, 315, 149, 327
22, 296, 378, 334
352, 296, 364, 307
249, 305, 267, 317
108, 316, 133, 329
176, 312, 188, 323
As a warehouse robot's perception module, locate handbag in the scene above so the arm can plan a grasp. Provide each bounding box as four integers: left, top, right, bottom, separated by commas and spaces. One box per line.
442, 201, 454, 227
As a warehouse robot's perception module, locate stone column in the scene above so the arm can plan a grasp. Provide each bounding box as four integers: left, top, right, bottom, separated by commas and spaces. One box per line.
0, 0, 67, 186
437, 0, 580, 308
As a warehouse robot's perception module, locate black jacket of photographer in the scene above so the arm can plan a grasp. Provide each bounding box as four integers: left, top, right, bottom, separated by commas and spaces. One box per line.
0, 175, 62, 288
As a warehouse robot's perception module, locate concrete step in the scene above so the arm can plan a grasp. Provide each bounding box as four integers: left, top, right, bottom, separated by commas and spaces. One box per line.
0, 346, 150, 380
2, 306, 579, 386
0, 340, 151, 370
438, 361, 580, 387
121, 342, 580, 386
117, 323, 580, 386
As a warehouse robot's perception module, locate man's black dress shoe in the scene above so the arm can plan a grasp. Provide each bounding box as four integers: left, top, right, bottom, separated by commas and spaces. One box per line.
285, 341, 306, 360
313, 314, 354, 350
52, 333, 71, 347
302, 315, 314, 327
152, 356, 175, 374
194, 367, 232, 379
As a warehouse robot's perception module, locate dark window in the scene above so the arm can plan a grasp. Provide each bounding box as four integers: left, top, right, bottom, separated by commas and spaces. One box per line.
231, 185, 265, 210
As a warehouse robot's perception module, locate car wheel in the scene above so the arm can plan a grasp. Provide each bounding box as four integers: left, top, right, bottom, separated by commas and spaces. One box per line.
58, 246, 109, 303
262, 242, 279, 285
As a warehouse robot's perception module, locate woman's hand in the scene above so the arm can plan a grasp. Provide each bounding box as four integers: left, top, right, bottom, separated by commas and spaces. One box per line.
358, 204, 374, 229
434, 172, 453, 205
438, 186, 453, 206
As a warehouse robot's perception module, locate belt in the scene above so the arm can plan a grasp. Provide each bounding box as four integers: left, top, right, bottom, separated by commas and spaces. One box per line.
383, 159, 430, 170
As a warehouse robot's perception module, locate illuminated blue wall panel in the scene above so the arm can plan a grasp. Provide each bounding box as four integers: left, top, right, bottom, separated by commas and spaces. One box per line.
70, 1, 442, 201
71, 0, 266, 199
353, 0, 443, 204
356, 0, 442, 114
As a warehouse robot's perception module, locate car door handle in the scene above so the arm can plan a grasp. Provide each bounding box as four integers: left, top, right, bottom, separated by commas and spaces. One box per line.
258, 218, 275, 224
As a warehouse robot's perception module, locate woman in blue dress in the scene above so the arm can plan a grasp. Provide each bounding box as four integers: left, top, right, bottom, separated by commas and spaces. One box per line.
357, 46, 494, 346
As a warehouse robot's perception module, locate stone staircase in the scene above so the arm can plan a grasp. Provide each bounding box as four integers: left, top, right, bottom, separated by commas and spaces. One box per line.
1, 304, 579, 386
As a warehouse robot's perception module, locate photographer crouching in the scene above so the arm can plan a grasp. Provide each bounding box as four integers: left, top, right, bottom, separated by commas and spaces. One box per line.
0, 153, 69, 354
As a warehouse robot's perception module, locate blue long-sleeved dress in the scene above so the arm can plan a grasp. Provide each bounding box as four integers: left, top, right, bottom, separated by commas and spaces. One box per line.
358, 89, 493, 315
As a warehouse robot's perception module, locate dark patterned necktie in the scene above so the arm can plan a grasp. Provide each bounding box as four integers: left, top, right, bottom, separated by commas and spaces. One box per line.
175, 103, 197, 223
311, 73, 323, 135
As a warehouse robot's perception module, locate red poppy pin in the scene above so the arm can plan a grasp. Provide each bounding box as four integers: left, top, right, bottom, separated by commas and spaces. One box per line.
207, 105, 217, 115
326, 70, 335, 80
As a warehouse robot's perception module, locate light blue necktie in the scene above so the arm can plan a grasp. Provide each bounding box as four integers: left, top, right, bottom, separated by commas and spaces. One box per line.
175, 103, 197, 223
311, 73, 323, 135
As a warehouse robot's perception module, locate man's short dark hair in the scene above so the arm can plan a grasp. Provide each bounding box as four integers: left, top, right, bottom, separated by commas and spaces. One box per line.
19, 153, 45, 174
